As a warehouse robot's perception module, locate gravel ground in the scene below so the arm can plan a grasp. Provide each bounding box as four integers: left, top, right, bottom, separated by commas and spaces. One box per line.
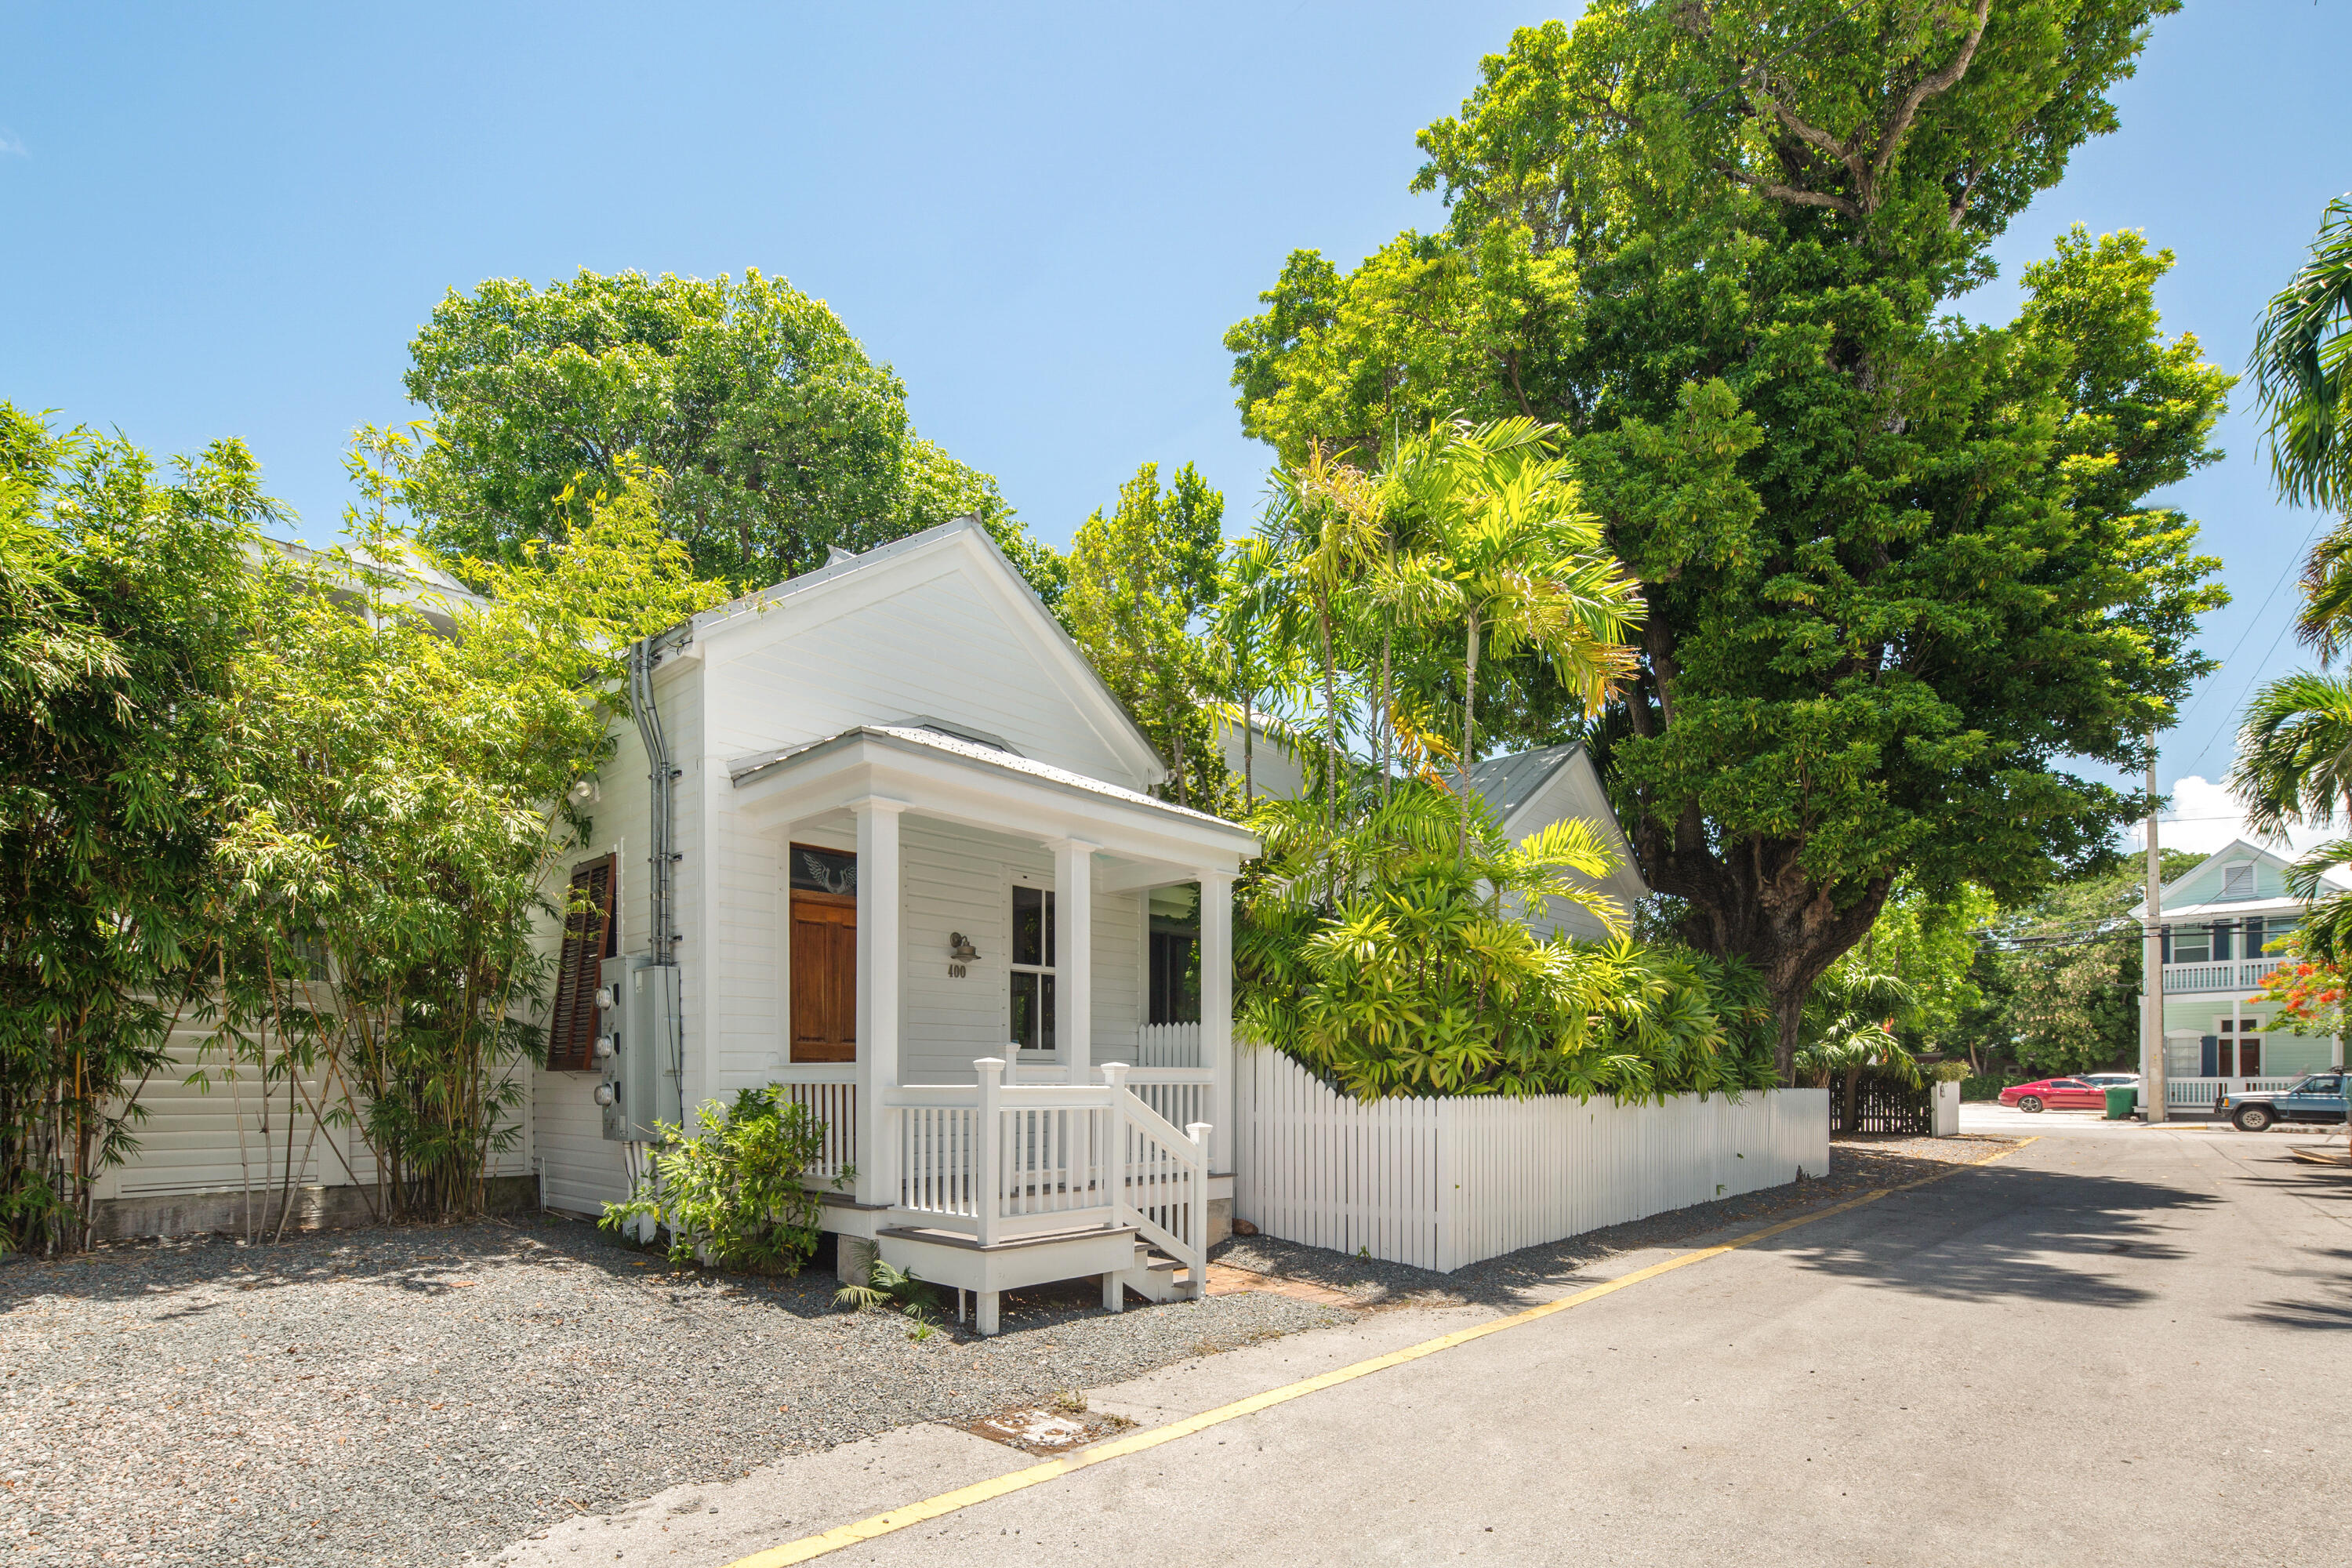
1209, 1132, 2027, 1310
0, 1217, 1347, 1568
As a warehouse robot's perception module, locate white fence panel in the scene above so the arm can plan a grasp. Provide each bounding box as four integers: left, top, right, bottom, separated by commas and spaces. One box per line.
1134, 1022, 1202, 1068
1234, 1046, 1828, 1273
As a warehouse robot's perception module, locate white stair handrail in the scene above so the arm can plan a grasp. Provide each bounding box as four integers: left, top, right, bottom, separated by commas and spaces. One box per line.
1100, 1062, 1209, 1288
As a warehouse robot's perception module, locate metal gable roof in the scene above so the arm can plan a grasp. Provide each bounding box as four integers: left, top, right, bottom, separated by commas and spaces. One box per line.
1461, 742, 1584, 825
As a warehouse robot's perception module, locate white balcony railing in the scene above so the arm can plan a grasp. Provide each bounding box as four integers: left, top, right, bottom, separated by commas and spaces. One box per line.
2161, 959, 2290, 994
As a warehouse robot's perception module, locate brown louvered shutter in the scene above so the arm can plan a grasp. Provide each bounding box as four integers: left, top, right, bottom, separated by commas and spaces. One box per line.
546, 855, 615, 1070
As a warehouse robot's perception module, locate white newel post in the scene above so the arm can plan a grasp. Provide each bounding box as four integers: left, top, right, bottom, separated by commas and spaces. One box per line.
1101, 1060, 1131, 1189
853, 800, 902, 1208
1056, 838, 1095, 1086
1198, 869, 1235, 1174
1186, 1120, 1210, 1288
974, 1058, 1004, 1248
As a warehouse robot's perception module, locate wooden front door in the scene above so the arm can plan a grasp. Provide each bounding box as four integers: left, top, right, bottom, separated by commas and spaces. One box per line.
790, 891, 857, 1063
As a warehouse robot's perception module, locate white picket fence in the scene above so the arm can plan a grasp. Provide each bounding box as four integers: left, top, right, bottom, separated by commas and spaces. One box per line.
1232, 1046, 1829, 1273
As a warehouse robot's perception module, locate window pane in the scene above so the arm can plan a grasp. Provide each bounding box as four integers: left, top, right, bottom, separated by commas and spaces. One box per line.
1011, 971, 1038, 1051
1149, 930, 1201, 1025
1013, 885, 1055, 967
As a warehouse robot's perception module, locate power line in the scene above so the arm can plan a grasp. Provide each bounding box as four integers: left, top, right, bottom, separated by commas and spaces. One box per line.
2172, 512, 2331, 763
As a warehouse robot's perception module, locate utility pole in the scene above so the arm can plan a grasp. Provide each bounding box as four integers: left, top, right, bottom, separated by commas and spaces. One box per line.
2143, 736, 2169, 1123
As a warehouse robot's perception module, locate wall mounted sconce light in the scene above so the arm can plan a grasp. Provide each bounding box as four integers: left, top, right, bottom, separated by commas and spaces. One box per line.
948, 932, 979, 978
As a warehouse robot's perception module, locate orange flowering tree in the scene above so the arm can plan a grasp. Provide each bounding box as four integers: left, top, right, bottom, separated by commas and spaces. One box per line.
2249, 931, 2347, 1038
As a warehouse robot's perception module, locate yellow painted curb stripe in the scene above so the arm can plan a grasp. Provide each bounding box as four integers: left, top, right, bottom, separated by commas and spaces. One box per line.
725, 1135, 2039, 1567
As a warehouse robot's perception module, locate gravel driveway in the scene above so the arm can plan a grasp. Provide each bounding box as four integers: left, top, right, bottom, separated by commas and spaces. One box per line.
0, 1217, 1346, 1568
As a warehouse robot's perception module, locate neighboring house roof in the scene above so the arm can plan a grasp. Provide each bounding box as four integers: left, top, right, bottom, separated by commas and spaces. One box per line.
2132, 836, 2352, 920
259, 535, 485, 637
1464, 742, 1585, 823
728, 724, 1254, 840
679, 516, 1169, 789
1452, 741, 1652, 909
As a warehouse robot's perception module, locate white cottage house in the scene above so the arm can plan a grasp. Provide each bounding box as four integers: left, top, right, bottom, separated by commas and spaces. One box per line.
85, 519, 1826, 1298
538, 517, 1257, 1334
2134, 838, 2350, 1110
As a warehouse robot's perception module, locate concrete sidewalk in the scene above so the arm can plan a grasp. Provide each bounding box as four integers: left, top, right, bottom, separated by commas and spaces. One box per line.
488, 1129, 2352, 1568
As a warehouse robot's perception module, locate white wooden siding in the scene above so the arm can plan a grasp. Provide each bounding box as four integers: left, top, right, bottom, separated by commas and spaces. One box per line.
1505, 753, 1647, 943
706, 563, 1146, 790
1233, 1047, 1828, 1272
96, 1017, 534, 1207
537, 658, 701, 1207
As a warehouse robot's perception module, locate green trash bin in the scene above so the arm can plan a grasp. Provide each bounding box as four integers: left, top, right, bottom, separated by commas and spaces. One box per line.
2105, 1085, 2138, 1120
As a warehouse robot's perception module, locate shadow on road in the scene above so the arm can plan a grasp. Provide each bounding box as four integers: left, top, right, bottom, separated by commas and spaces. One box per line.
1749, 1160, 2216, 1310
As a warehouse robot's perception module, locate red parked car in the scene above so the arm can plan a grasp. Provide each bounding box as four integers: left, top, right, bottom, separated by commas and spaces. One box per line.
1999, 1077, 2110, 1112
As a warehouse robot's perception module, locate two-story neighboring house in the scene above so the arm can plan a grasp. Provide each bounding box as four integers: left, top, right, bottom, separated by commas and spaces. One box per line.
2135, 839, 2350, 1109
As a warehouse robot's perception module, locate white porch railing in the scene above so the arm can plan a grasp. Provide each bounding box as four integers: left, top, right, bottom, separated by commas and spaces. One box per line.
1128, 1025, 1214, 1153
2165, 1076, 2299, 1109
774, 1070, 858, 1184
882, 1058, 1208, 1287
2161, 959, 2290, 994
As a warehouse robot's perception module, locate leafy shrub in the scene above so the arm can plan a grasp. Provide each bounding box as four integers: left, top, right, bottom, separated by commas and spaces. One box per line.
602, 1087, 826, 1273
1960, 1073, 2020, 1102
1237, 782, 1773, 1100
1926, 1060, 1970, 1083
836, 1257, 943, 1338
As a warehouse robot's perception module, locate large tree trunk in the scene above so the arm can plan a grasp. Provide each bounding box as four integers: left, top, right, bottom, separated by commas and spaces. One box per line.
1619, 602, 1894, 1084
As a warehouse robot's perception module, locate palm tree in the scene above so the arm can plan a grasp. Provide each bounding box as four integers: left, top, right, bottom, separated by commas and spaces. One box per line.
2233, 671, 2352, 834
1795, 963, 1922, 1132
1388, 417, 1643, 860
2252, 194, 2352, 658
1261, 447, 1385, 837
1207, 535, 1313, 807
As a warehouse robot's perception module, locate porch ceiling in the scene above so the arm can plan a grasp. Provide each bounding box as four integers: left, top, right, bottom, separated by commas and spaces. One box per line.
728, 725, 1257, 873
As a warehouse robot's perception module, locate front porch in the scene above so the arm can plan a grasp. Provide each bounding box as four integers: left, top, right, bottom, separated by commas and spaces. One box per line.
728, 724, 1254, 1334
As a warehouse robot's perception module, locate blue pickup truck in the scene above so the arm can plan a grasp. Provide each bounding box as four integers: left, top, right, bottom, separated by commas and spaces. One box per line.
2216, 1073, 2349, 1132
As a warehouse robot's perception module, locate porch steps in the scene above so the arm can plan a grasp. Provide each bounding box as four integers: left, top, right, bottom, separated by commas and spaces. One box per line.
1116, 1241, 1199, 1305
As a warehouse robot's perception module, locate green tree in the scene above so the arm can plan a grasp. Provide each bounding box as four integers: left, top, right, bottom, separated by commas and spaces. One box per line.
1064, 462, 1229, 808
401, 268, 1062, 599
1960, 851, 2196, 1077
216, 449, 724, 1223
0, 407, 280, 1254
1226, 5, 2227, 1078
1385, 417, 1642, 858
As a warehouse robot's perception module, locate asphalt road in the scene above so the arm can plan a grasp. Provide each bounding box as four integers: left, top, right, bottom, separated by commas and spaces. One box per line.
492, 1123, 2352, 1568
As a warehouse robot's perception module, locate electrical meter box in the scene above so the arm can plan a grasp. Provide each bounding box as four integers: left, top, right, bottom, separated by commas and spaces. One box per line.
597, 956, 682, 1142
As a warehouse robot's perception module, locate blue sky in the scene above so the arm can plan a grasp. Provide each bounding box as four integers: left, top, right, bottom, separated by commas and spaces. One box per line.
2, 2, 2345, 840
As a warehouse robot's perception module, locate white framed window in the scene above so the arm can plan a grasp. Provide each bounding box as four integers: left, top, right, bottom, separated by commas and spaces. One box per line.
2171, 924, 2212, 964
1010, 882, 1056, 1058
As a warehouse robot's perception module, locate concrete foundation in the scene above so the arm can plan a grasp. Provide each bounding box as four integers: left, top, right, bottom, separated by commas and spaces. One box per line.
1207, 1194, 1232, 1248
89, 1174, 539, 1243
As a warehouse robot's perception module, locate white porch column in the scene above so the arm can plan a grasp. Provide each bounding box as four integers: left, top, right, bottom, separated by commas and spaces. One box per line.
1056, 838, 1096, 1085
1198, 869, 1235, 1173
853, 800, 903, 1207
